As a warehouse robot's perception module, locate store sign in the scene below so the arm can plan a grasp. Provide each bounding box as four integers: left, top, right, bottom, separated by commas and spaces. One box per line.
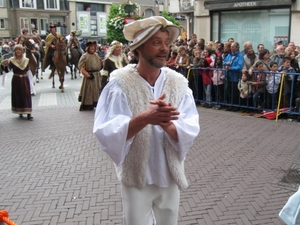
233, 2, 257, 7
204, 0, 292, 10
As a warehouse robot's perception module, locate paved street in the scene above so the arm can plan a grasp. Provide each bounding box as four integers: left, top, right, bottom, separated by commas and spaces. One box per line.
0, 69, 299, 225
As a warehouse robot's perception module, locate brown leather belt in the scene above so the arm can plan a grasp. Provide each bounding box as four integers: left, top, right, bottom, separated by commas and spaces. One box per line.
14, 74, 27, 77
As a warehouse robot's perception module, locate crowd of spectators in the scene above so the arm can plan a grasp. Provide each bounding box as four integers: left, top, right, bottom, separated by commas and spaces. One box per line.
164, 35, 300, 122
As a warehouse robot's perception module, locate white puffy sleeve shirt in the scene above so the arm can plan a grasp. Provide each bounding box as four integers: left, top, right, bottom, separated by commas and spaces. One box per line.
93, 70, 200, 187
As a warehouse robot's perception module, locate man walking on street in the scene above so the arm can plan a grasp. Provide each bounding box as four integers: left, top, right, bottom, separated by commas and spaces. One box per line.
93, 16, 200, 225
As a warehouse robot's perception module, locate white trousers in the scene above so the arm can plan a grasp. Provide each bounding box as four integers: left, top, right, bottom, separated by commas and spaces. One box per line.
121, 183, 180, 225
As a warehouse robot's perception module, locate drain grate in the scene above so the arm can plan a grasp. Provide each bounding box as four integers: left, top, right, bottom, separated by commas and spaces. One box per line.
279, 163, 300, 188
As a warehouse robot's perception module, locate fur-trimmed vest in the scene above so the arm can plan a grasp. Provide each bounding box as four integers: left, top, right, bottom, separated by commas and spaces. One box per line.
111, 64, 189, 190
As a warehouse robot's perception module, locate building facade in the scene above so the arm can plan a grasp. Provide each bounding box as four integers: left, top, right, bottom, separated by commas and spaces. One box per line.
0, 0, 158, 41
67, 0, 158, 42
5, 0, 70, 39
166, 0, 300, 49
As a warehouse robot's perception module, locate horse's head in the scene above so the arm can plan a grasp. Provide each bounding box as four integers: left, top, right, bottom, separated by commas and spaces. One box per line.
24, 38, 35, 50
28, 38, 40, 51
55, 37, 67, 54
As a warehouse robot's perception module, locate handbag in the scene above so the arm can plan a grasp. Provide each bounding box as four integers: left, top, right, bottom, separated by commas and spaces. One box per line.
279, 186, 300, 225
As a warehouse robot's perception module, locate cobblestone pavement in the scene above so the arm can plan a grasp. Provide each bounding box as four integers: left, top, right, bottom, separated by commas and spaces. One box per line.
0, 70, 299, 225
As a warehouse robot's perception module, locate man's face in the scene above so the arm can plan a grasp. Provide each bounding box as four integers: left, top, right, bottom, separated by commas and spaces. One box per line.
231, 43, 238, 53
277, 45, 285, 55
258, 45, 264, 52
137, 30, 170, 69
288, 42, 295, 50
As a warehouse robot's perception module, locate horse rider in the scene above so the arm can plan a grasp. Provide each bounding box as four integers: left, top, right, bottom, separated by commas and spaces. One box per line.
67, 31, 83, 58
31, 29, 42, 44
43, 24, 63, 71
16, 27, 30, 46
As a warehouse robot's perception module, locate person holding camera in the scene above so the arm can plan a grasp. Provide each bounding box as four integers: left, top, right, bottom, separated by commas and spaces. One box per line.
77, 41, 103, 111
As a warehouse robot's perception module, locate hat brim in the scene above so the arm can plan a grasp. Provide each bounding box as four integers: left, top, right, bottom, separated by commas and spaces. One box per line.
128, 25, 179, 51
123, 16, 180, 51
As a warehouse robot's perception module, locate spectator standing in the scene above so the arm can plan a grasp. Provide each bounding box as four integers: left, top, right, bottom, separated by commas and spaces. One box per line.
77, 41, 103, 111
222, 42, 231, 61
93, 16, 200, 225
243, 46, 259, 74
223, 42, 244, 111
166, 50, 178, 70
238, 73, 252, 112
212, 56, 225, 109
257, 44, 265, 55
278, 57, 296, 107
270, 44, 285, 67
202, 49, 213, 108
249, 49, 271, 76
175, 45, 190, 76
249, 61, 266, 110
265, 62, 281, 109
241, 41, 253, 55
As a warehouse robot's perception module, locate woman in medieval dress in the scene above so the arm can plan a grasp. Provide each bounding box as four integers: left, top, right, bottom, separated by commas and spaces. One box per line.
78, 41, 103, 111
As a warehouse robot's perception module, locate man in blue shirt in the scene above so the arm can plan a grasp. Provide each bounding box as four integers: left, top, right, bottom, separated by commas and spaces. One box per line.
223, 42, 245, 111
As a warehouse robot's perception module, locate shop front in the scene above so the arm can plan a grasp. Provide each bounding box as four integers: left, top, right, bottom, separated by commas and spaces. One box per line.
204, 0, 293, 50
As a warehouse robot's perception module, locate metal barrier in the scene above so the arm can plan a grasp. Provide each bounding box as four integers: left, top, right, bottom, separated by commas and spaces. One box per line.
184, 67, 300, 120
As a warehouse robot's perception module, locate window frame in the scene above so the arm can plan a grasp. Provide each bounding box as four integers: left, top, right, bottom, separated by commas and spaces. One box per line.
44, 0, 60, 10
0, 18, 5, 29
0, 0, 4, 7
20, 0, 37, 9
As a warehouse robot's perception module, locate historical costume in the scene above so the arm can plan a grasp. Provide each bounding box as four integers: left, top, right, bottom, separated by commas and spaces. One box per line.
100, 41, 127, 92
2, 44, 33, 120
43, 25, 63, 70
67, 31, 83, 58
78, 41, 103, 111
17, 28, 30, 46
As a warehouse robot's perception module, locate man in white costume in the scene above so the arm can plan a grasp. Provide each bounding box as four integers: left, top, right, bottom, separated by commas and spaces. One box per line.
93, 16, 200, 225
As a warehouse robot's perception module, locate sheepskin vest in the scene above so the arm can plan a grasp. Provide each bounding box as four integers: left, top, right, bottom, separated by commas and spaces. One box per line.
111, 64, 189, 190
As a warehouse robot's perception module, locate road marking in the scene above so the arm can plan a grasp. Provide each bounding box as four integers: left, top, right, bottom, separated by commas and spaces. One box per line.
0, 96, 11, 110
38, 93, 57, 106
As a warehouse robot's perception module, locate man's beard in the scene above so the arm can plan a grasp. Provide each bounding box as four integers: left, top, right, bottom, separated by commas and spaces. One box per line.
140, 50, 167, 68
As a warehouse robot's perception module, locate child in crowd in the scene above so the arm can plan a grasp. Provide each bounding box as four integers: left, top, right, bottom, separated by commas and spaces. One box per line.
265, 62, 281, 109
211, 56, 224, 109
248, 61, 266, 110
202, 49, 213, 108
238, 73, 252, 112
278, 57, 296, 107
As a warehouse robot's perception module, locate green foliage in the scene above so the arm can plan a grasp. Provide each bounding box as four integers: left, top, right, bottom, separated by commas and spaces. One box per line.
161, 10, 180, 26
106, 2, 142, 44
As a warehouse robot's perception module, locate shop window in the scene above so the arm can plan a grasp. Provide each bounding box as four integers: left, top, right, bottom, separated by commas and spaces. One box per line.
221, 21, 238, 43
20, 0, 36, 8
242, 20, 261, 46
44, 0, 59, 10
0, 19, 5, 29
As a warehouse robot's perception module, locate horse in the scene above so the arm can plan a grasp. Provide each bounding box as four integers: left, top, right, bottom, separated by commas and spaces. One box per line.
67, 47, 81, 79
49, 37, 67, 92
23, 38, 39, 82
